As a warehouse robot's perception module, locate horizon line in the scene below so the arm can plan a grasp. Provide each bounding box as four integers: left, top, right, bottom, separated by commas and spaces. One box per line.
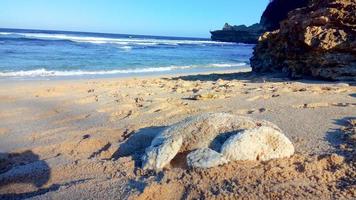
0, 27, 211, 40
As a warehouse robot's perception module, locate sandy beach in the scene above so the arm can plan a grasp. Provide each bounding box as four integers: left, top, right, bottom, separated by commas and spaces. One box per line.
0, 70, 355, 199
1, 0, 355, 199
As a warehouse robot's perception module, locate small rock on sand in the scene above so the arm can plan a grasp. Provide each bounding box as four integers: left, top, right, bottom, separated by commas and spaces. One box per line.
191, 93, 225, 100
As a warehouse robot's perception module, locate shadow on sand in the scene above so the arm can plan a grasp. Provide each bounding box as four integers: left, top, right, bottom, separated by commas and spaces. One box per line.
169, 71, 355, 86
168, 71, 289, 83
111, 126, 167, 167
0, 150, 52, 199
0, 151, 94, 199
325, 117, 355, 190
325, 117, 356, 154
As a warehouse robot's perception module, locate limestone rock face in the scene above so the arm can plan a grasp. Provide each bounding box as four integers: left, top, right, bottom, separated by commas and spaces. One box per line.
251, 0, 356, 81
221, 127, 295, 161
260, 0, 309, 31
142, 113, 294, 171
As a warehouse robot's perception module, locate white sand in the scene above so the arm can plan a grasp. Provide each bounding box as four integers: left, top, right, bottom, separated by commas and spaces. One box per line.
0, 70, 355, 199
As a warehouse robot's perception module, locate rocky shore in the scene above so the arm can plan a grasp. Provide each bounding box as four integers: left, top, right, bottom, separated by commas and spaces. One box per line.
260, 0, 309, 31
251, 0, 356, 81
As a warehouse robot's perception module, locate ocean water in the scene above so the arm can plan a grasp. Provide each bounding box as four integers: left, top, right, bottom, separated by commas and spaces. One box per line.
0, 28, 253, 79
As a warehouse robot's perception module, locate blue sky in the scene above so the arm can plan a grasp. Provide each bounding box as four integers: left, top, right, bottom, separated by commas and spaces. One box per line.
0, 0, 269, 38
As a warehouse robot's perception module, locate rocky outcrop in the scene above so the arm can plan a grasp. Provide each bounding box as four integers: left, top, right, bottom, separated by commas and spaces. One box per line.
210, 23, 263, 44
142, 113, 294, 170
211, 0, 310, 43
260, 0, 309, 31
251, 0, 356, 81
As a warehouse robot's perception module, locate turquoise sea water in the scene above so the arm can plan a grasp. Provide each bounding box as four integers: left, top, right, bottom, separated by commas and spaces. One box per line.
0, 28, 253, 79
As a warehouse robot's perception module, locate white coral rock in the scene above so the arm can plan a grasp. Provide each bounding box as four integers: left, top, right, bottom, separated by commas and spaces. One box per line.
221, 126, 295, 161
187, 148, 228, 168
141, 113, 294, 170
142, 134, 182, 170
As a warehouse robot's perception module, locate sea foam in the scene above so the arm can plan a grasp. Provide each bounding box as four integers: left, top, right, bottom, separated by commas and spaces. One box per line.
0, 63, 247, 77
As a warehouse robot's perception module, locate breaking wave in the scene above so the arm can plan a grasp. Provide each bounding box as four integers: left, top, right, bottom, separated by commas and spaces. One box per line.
0, 32, 236, 47
0, 63, 247, 77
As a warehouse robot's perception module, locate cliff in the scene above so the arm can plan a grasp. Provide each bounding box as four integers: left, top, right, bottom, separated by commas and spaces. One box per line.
260, 0, 309, 31
210, 23, 263, 44
210, 0, 309, 43
251, 0, 356, 81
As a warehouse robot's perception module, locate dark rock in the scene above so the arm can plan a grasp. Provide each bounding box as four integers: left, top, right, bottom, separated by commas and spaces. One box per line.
251, 0, 356, 81
260, 0, 310, 31
210, 23, 263, 44
210, 0, 310, 43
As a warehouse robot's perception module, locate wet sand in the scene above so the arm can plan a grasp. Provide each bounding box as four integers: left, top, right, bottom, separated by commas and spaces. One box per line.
0, 70, 355, 199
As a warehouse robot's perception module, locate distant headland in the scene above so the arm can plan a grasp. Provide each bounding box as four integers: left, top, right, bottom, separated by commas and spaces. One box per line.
210, 23, 263, 44
210, 0, 309, 44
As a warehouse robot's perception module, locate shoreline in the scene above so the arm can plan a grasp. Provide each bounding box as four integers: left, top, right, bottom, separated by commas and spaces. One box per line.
2, 67, 354, 86
0, 68, 252, 85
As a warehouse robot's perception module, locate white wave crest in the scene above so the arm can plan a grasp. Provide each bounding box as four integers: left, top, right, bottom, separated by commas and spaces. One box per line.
0, 63, 247, 77
0, 66, 191, 77
210, 63, 246, 67
0, 32, 236, 46
120, 46, 132, 50
0, 32, 13, 35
